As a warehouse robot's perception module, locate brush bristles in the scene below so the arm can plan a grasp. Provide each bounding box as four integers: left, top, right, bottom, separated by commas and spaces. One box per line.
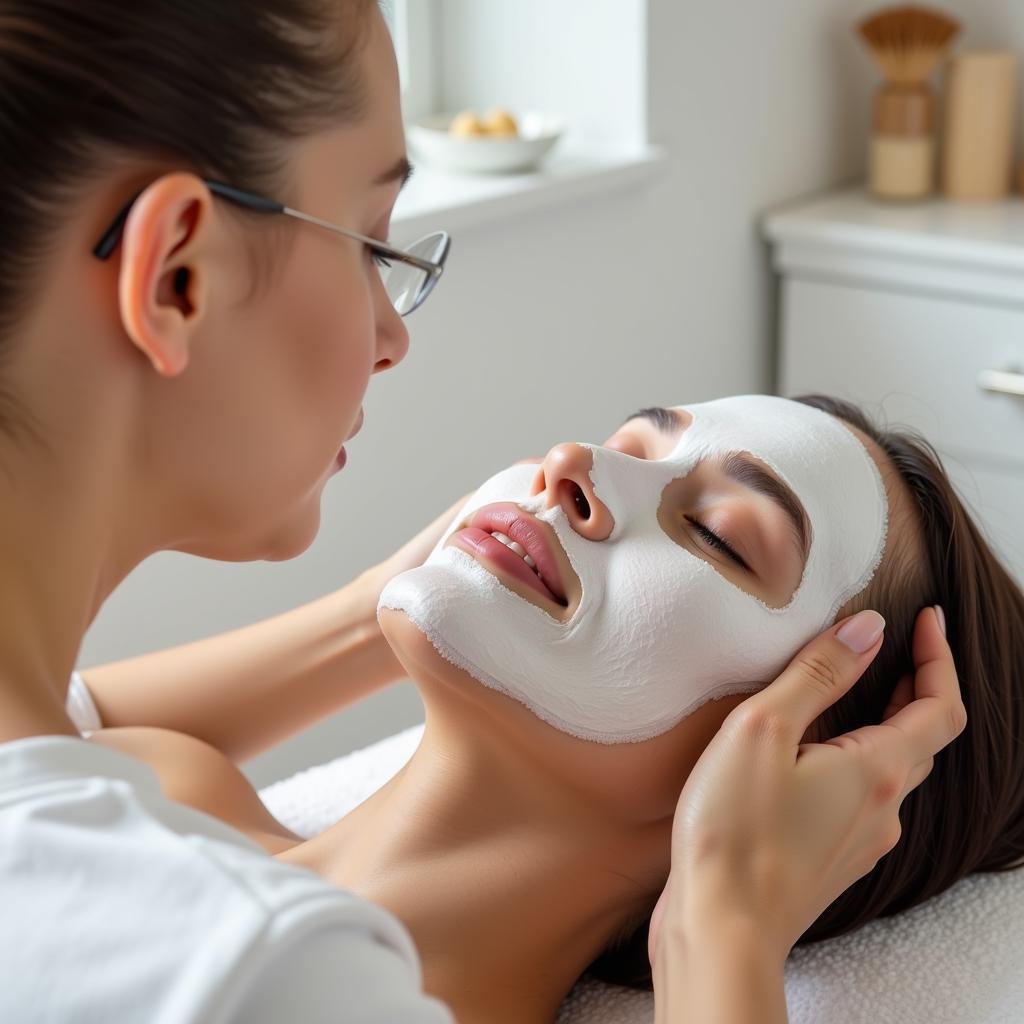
858, 4, 961, 83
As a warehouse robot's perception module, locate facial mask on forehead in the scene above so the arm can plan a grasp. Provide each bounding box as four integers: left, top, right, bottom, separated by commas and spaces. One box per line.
379, 395, 889, 744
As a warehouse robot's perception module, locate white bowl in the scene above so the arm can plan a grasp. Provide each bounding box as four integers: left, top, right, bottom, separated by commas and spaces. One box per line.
407, 111, 563, 174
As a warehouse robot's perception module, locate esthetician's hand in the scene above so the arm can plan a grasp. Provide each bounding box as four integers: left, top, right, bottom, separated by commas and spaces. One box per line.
648, 605, 965, 971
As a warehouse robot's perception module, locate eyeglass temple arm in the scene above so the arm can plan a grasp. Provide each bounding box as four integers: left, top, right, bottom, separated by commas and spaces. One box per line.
279, 206, 443, 277
206, 180, 444, 278
92, 181, 283, 261
93, 179, 443, 279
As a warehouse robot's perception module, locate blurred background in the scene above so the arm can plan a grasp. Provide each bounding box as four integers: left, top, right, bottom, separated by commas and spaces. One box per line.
79, 0, 1024, 786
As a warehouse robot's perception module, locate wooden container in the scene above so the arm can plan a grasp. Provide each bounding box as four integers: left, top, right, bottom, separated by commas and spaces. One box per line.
857, 6, 960, 202
942, 50, 1018, 200
869, 83, 935, 199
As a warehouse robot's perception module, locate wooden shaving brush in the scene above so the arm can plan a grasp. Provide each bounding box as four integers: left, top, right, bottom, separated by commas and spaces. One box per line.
857, 5, 960, 199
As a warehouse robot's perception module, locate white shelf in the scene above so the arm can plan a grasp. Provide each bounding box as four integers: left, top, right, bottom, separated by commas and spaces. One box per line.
390, 146, 666, 240
762, 186, 1024, 307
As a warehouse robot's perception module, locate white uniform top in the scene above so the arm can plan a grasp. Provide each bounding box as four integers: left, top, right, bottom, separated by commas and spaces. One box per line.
0, 675, 454, 1023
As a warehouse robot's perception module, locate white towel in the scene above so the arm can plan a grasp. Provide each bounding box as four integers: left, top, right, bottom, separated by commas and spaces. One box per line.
259, 725, 1024, 1023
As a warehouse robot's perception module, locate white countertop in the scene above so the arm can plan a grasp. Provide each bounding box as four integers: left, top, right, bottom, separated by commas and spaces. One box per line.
762, 186, 1024, 305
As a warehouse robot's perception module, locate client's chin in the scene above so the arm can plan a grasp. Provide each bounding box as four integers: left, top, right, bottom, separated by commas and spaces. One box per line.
377, 606, 530, 727
377, 604, 613, 773
377, 605, 456, 688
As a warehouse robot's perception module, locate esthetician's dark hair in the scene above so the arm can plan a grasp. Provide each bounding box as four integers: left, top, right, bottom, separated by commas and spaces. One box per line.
585, 393, 1024, 990
0, 0, 372, 449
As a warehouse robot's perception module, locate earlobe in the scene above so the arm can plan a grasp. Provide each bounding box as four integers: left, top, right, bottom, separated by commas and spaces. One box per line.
117, 173, 212, 376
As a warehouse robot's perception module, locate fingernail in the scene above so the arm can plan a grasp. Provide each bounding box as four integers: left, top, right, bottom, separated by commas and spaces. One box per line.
836, 610, 886, 653
934, 604, 946, 638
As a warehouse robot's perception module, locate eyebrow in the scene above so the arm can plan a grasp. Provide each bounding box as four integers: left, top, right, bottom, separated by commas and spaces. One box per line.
621, 406, 811, 563
620, 406, 682, 435
375, 155, 415, 190
716, 451, 810, 563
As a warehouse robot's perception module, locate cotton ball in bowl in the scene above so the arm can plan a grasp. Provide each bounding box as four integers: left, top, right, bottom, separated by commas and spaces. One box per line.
411, 109, 562, 173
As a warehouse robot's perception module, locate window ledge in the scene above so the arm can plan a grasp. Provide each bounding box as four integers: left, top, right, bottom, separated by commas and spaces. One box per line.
391, 145, 667, 238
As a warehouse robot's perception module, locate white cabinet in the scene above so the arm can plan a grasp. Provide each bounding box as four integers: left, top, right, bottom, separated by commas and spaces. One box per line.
764, 188, 1024, 586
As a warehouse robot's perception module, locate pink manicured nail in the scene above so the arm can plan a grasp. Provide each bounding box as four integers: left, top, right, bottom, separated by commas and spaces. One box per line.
836, 610, 886, 653
934, 604, 946, 637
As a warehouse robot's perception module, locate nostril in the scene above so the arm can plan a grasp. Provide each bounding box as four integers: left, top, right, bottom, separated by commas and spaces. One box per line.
561, 480, 591, 520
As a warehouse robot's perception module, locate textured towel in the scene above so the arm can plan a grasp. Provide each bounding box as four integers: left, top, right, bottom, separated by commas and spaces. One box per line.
259, 725, 1024, 1023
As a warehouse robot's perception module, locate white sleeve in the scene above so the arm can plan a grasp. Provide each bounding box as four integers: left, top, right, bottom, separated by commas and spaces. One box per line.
226, 924, 456, 1024
66, 670, 103, 736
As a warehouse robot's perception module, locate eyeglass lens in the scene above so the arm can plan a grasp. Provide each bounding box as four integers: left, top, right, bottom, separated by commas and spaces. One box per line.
381, 232, 449, 315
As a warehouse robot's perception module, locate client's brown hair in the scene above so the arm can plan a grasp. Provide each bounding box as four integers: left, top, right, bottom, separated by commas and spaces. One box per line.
586, 393, 1024, 988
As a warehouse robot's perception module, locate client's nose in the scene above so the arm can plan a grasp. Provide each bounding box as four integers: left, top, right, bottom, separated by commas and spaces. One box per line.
532, 442, 614, 541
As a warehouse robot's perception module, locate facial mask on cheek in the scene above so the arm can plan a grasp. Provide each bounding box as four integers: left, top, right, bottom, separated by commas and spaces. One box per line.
379, 395, 889, 743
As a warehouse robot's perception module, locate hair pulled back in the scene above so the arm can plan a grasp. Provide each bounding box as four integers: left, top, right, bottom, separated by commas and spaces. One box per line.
0, 0, 372, 445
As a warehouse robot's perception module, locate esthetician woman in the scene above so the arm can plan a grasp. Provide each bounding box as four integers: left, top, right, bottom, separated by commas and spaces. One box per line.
0, 2, 965, 1022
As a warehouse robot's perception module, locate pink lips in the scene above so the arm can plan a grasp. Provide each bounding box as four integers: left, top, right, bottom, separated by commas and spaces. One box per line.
452, 526, 562, 605
458, 503, 569, 606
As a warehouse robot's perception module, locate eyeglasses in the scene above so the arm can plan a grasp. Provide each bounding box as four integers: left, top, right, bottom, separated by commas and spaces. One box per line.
92, 179, 450, 317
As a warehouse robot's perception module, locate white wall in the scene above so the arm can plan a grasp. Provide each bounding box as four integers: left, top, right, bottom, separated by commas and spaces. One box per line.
437, 0, 648, 154
80, 0, 893, 787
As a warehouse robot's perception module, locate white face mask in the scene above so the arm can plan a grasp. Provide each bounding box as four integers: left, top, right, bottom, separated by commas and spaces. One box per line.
378, 395, 888, 744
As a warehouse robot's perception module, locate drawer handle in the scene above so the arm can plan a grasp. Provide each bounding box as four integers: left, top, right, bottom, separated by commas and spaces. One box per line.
977, 368, 1024, 398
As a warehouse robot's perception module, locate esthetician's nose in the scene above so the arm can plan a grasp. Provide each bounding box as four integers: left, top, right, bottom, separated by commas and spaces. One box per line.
371, 277, 410, 373
533, 443, 614, 541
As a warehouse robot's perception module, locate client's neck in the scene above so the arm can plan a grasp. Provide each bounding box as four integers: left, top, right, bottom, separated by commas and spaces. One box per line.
278, 700, 669, 1024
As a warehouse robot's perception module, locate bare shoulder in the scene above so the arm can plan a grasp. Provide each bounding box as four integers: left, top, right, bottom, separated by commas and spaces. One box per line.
87, 726, 304, 855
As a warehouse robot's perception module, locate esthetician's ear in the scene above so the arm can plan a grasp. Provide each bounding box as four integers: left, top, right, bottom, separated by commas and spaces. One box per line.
117, 172, 216, 377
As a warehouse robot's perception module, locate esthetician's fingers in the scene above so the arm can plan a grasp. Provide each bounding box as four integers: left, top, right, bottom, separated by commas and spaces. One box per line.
647, 877, 672, 968
738, 609, 887, 748
887, 604, 965, 763
830, 606, 962, 793
659, 606, 963, 963
657, 614, 889, 961
880, 673, 915, 723
901, 751, 937, 800
882, 672, 937, 800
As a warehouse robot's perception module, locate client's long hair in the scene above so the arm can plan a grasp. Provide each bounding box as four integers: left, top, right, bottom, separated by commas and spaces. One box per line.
585, 393, 1024, 988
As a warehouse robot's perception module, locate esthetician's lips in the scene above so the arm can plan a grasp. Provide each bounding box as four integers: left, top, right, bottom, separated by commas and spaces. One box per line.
346, 408, 365, 441
447, 503, 578, 614
334, 409, 364, 470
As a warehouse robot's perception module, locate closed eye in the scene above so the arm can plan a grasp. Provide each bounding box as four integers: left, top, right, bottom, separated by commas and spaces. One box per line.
370, 247, 392, 269
685, 516, 751, 572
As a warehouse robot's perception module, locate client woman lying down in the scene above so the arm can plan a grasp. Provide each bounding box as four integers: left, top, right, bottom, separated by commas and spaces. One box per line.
81, 393, 1024, 1024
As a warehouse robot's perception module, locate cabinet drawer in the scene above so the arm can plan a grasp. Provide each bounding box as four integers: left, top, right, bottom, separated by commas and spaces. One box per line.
779, 278, 1024, 470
